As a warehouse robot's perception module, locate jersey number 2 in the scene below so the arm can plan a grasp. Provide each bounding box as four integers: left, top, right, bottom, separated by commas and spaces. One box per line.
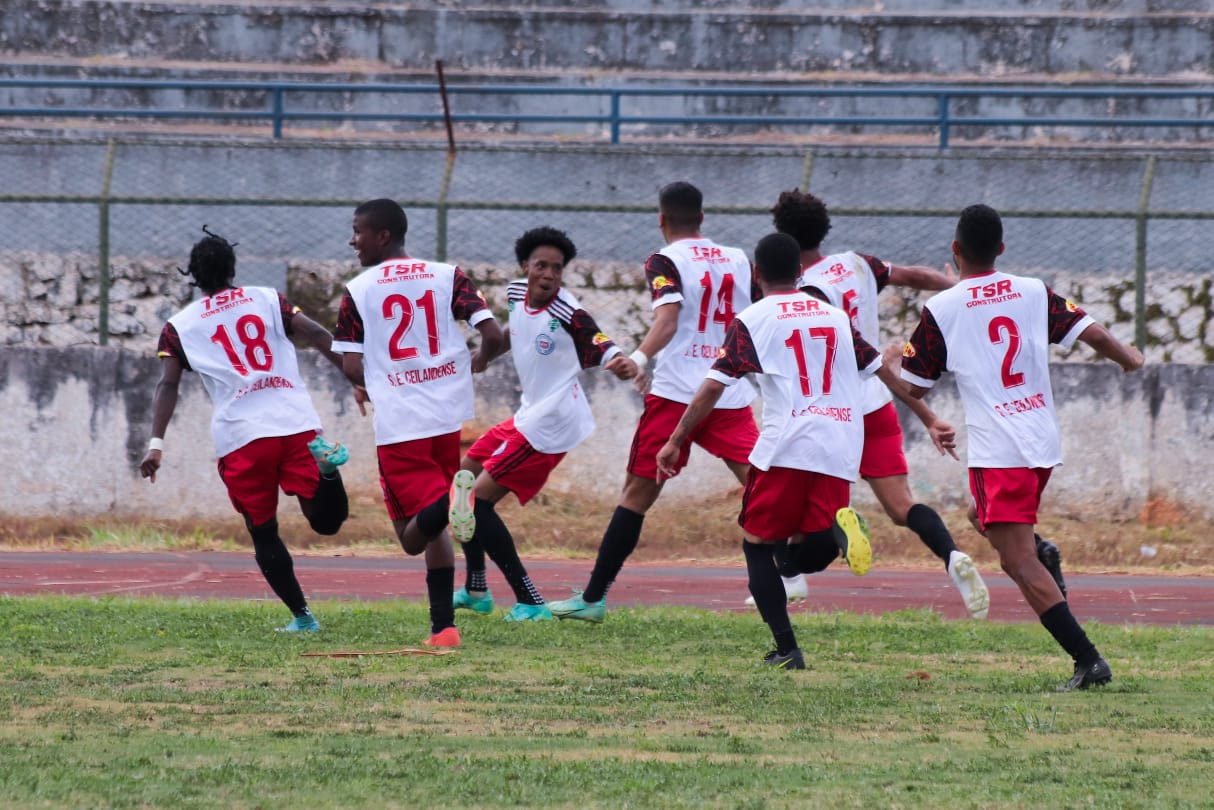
210, 315, 273, 376
697, 272, 736, 332
988, 316, 1026, 388
784, 326, 837, 396
383, 291, 440, 360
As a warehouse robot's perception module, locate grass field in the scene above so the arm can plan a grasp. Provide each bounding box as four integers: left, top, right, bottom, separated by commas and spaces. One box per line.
2, 596, 1212, 809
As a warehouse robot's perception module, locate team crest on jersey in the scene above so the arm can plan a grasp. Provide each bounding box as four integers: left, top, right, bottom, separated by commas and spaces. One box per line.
1065, 299, 1078, 312
592, 332, 611, 346
652, 275, 674, 291
535, 333, 556, 355
902, 342, 916, 358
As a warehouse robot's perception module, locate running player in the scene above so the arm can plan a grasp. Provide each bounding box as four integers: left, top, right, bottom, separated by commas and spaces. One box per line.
332, 198, 504, 648
770, 189, 990, 618
404, 226, 638, 622
900, 203, 1144, 690
140, 227, 359, 633
548, 181, 760, 622
657, 232, 881, 668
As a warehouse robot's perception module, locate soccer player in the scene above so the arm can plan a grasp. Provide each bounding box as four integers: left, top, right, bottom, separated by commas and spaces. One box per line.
770, 189, 991, 619
548, 181, 761, 622
405, 226, 638, 622
332, 198, 504, 648
900, 203, 1144, 690
657, 232, 881, 668
139, 227, 359, 633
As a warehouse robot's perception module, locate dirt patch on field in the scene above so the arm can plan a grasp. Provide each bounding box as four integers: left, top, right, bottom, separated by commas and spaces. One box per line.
2, 487, 1210, 573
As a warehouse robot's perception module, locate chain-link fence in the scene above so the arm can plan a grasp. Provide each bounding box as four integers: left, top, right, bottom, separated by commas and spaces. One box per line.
2, 136, 1211, 362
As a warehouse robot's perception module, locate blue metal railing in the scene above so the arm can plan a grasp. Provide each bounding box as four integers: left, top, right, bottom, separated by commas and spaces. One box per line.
2, 78, 1212, 148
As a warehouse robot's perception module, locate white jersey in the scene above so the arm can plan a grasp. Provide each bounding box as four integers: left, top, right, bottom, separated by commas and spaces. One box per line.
646, 237, 756, 409
798, 250, 893, 415
163, 286, 320, 458
332, 257, 495, 445
707, 290, 881, 477
901, 270, 1095, 468
505, 280, 622, 454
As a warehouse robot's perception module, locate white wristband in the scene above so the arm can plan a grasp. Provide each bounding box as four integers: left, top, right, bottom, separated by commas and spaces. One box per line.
629, 349, 649, 370
148, 437, 165, 452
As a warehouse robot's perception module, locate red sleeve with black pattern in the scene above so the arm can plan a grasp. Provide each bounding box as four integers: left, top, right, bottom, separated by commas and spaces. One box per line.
860, 254, 892, 294
850, 323, 880, 370
332, 290, 365, 345
644, 253, 682, 302
1046, 287, 1088, 345
155, 322, 192, 371
277, 292, 299, 336
565, 308, 617, 369
711, 318, 762, 379
451, 267, 491, 322
901, 306, 948, 382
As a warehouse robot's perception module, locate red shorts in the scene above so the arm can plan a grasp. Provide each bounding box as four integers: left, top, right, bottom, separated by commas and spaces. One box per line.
466, 418, 565, 506
628, 394, 758, 480
738, 466, 851, 542
377, 432, 463, 521
217, 430, 320, 527
859, 402, 909, 479
969, 467, 1053, 530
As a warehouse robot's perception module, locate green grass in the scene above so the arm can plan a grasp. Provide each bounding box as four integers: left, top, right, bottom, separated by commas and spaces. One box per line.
1, 597, 1212, 809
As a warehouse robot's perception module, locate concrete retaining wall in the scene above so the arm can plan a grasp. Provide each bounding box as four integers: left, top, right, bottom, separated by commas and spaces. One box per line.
2, 346, 1209, 524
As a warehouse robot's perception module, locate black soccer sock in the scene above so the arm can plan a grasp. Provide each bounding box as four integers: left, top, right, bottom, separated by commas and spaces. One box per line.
1040, 602, 1100, 667
306, 471, 349, 536
426, 566, 456, 634
773, 538, 798, 578
743, 541, 797, 654
415, 494, 451, 538
791, 529, 840, 574
906, 503, 957, 565
248, 519, 308, 616
473, 499, 543, 605
460, 536, 489, 592
583, 506, 645, 603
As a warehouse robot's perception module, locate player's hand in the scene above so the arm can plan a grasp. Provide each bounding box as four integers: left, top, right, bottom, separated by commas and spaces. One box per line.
655, 441, 680, 481
352, 384, 369, 416
632, 367, 652, 394
928, 419, 960, 460
470, 350, 490, 374
140, 450, 162, 483
941, 261, 959, 285
605, 355, 639, 380
883, 341, 906, 369
1121, 347, 1146, 373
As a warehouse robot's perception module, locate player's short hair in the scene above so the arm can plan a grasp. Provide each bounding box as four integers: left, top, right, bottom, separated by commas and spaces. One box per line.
754, 232, 802, 284
354, 198, 408, 243
955, 204, 1003, 265
658, 181, 703, 230
181, 225, 237, 294
770, 189, 831, 250
515, 226, 577, 266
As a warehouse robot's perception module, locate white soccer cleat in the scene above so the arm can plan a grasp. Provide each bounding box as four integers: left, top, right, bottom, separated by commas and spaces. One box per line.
745, 575, 809, 607
948, 550, 990, 620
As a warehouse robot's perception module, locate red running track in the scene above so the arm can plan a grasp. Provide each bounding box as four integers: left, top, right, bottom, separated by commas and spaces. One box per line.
1, 550, 1210, 625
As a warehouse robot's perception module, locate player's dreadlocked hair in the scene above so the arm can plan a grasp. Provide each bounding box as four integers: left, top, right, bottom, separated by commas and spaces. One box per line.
770, 189, 831, 251
514, 226, 577, 266
178, 226, 238, 295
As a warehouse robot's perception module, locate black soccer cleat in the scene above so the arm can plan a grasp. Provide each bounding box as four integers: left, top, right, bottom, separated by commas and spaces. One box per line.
1058, 656, 1112, 692
1036, 534, 1067, 598
761, 648, 806, 670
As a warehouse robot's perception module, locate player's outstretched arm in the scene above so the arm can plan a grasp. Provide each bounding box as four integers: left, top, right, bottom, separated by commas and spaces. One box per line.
604, 354, 639, 380
140, 356, 183, 483
656, 378, 725, 480
889, 262, 958, 291
470, 318, 506, 373
876, 343, 958, 459
1076, 322, 1145, 372
293, 311, 367, 414
629, 302, 680, 392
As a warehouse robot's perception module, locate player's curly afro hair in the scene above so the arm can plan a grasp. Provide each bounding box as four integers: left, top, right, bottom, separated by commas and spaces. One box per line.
770, 189, 831, 251
179, 225, 237, 295
514, 226, 577, 266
